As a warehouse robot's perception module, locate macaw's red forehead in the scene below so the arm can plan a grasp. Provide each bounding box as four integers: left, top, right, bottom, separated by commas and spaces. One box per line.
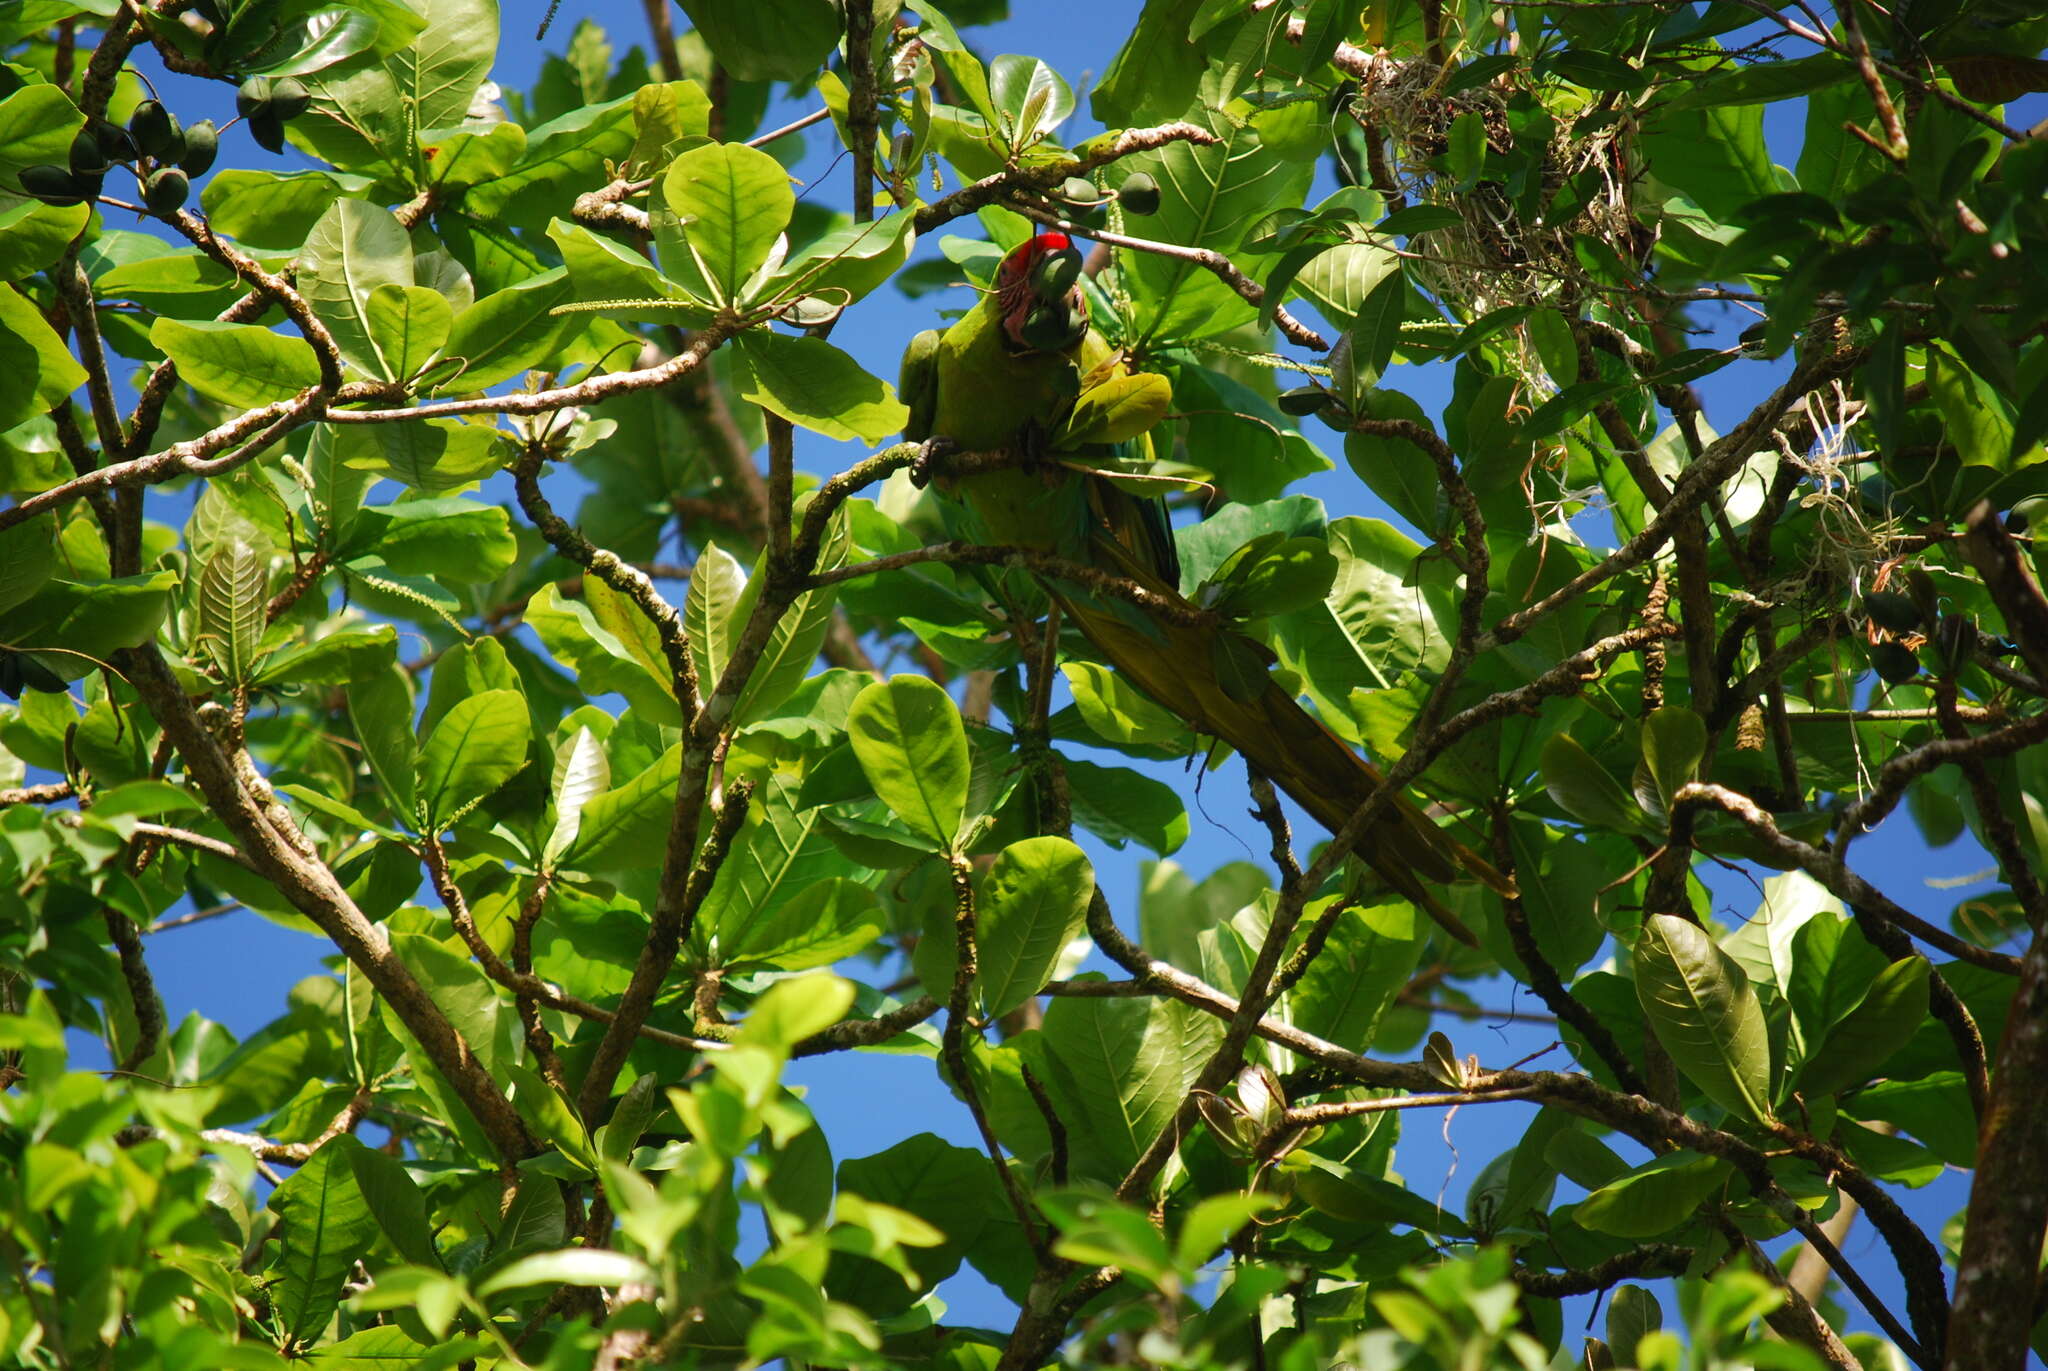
1003, 232, 1076, 266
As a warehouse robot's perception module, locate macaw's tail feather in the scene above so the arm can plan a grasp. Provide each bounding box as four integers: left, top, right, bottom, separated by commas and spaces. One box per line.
1046, 562, 1513, 947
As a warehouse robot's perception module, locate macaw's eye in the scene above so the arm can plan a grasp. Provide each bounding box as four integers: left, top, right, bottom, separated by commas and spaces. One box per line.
1028, 246, 1082, 301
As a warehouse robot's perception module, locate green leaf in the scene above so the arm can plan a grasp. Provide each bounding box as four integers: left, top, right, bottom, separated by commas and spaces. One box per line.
346, 665, 417, 819
196, 540, 268, 686
1637, 706, 1707, 814
1607, 1285, 1663, 1367
415, 688, 530, 829
363, 283, 453, 381
987, 54, 1074, 149
1348, 266, 1409, 387
1635, 914, 1775, 1124
506, 1061, 598, 1174
526, 582, 681, 726
846, 675, 970, 850
1291, 897, 1427, 1050
341, 1137, 440, 1269
1290, 1154, 1472, 1237
0, 573, 177, 675
1029, 993, 1222, 1183
569, 743, 681, 870
297, 199, 415, 380
694, 775, 886, 970
660, 141, 792, 303
267, 1136, 380, 1349
149, 318, 323, 409
0, 283, 87, 431
439, 268, 579, 390
713, 876, 885, 973
476, 1248, 655, 1298
1541, 732, 1644, 833
685, 540, 747, 693
0, 201, 89, 283
0, 513, 56, 617
336, 417, 503, 492
1797, 956, 1930, 1098
424, 120, 528, 189
729, 331, 909, 444
1062, 661, 1188, 748
200, 169, 372, 250
976, 837, 1094, 1020
1064, 758, 1189, 856
673, 0, 840, 82
1575, 1150, 1732, 1238
543, 727, 610, 867
290, 0, 497, 183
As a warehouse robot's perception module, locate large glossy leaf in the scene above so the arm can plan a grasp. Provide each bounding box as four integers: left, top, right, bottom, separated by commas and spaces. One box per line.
729, 332, 909, 444
660, 141, 792, 304
975, 837, 1095, 1020
149, 319, 322, 409
685, 540, 747, 693
1290, 897, 1427, 1050
846, 675, 970, 849
1028, 993, 1223, 1184
415, 688, 531, 829
196, 541, 268, 686
1575, 1150, 1732, 1238
0, 283, 87, 431
1796, 955, 1930, 1099
297, 200, 415, 380
1635, 914, 1775, 1124
526, 583, 682, 726
694, 776, 885, 970
543, 726, 610, 867
291, 0, 498, 182
266, 1136, 380, 1350
1117, 106, 1314, 344
674, 0, 839, 82
439, 268, 579, 390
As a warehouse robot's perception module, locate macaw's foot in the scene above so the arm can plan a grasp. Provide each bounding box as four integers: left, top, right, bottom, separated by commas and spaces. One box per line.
909, 435, 958, 489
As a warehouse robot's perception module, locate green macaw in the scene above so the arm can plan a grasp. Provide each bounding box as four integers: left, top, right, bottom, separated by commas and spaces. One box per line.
900, 233, 1510, 941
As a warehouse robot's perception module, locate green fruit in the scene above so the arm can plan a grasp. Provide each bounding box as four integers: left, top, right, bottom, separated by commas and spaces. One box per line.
889, 129, 915, 168
1277, 385, 1329, 416
69, 128, 109, 175
236, 76, 273, 119
17, 163, 87, 205
1119, 171, 1160, 215
1028, 244, 1082, 300
90, 117, 137, 164
144, 167, 190, 216
179, 120, 219, 177
1861, 591, 1921, 634
1870, 640, 1920, 684
129, 100, 180, 159
247, 107, 287, 155
269, 76, 311, 120
1058, 176, 1098, 204
1018, 304, 1084, 351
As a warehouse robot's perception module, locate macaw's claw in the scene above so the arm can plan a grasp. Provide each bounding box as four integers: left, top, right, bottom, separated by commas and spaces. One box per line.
910, 435, 958, 488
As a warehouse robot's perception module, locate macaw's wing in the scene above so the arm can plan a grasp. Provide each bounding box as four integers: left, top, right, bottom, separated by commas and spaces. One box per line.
900, 328, 943, 442
1056, 370, 1171, 448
